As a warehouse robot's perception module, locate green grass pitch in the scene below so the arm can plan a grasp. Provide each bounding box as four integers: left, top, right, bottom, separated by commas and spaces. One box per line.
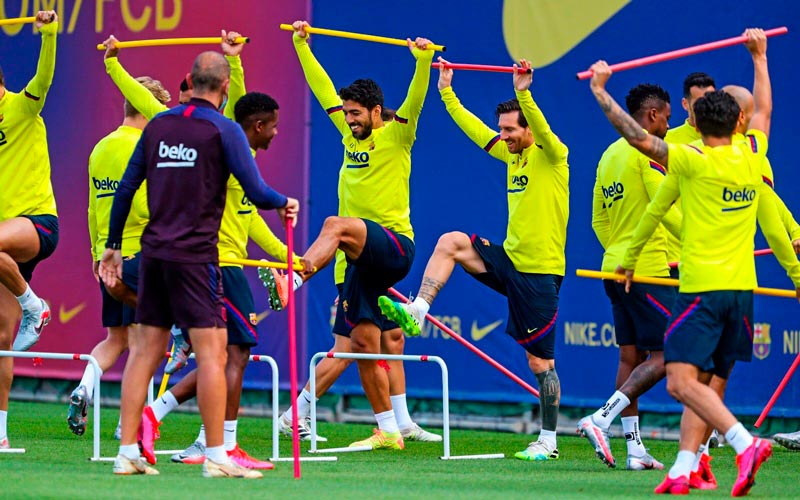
1, 401, 799, 498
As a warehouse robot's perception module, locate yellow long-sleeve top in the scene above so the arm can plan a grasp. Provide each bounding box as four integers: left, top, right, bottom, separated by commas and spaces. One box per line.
439, 86, 569, 275
592, 137, 681, 277
88, 125, 149, 260
0, 22, 58, 220
103, 53, 298, 266
622, 130, 800, 292
219, 149, 301, 268
691, 133, 800, 241
662, 119, 701, 264
293, 33, 432, 283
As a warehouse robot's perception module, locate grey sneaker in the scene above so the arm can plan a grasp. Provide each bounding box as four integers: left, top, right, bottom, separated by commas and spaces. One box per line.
202, 458, 262, 479
67, 385, 89, 436
277, 413, 328, 442
13, 298, 50, 351
709, 429, 720, 448
400, 423, 442, 442
113, 454, 159, 475
577, 415, 616, 468
774, 430, 800, 451
165, 331, 192, 375
171, 441, 206, 464
627, 452, 665, 470
514, 440, 560, 461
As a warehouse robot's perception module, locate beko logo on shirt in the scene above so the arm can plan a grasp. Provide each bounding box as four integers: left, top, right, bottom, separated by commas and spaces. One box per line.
601, 181, 624, 208
0, 130, 7, 147
721, 187, 756, 212
346, 150, 369, 163
157, 141, 198, 168
92, 177, 120, 190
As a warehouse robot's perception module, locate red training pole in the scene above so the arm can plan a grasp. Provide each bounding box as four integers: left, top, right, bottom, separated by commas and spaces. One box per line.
669, 248, 774, 268
387, 288, 539, 398
431, 62, 531, 74
576, 27, 788, 80
286, 218, 301, 478
755, 350, 800, 428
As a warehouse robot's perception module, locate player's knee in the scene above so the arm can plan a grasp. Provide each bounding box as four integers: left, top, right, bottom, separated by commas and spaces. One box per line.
435, 232, 469, 257
665, 376, 687, 401
321, 216, 347, 236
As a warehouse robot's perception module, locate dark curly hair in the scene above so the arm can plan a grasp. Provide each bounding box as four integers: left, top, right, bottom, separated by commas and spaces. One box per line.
338, 79, 383, 109
234, 92, 280, 125
495, 98, 527, 127
694, 90, 740, 137
683, 72, 715, 98
625, 83, 670, 117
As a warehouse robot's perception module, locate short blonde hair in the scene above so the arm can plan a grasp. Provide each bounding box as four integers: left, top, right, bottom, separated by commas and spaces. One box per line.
124, 76, 171, 117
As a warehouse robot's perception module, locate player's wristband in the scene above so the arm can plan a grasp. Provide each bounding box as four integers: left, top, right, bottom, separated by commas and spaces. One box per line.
106, 241, 122, 250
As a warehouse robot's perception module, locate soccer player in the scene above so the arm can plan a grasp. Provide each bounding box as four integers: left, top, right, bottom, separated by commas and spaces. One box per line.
380, 57, 569, 461
262, 21, 436, 450
0, 10, 59, 450
66, 76, 171, 436
146, 92, 307, 470
578, 84, 679, 470
100, 51, 298, 478
663, 73, 715, 276
590, 29, 800, 496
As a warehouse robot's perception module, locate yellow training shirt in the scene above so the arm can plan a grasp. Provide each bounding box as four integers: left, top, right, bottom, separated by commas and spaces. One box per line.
592, 137, 680, 277
218, 150, 301, 267
88, 126, 149, 260
662, 119, 701, 263
623, 130, 800, 291
0, 22, 58, 220
439, 86, 569, 275
293, 34, 431, 283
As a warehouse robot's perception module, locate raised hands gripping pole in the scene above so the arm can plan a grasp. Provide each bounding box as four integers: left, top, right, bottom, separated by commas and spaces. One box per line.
95, 37, 250, 51
431, 62, 531, 74
576, 27, 788, 80
0, 16, 36, 26
279, 23, 445, 52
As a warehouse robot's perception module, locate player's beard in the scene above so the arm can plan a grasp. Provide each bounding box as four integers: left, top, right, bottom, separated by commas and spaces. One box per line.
351, 117, 374, 140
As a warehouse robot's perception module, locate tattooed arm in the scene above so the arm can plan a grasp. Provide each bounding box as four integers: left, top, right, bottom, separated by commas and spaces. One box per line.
589, 61, 669, 167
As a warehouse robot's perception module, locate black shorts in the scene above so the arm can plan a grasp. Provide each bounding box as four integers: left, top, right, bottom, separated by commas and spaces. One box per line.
664, 290, 754, 379
604, 280, 675, 351
669, 267, 680, 280
17, 215, 59, 282
136, 256, 226, 330
221, 266, 258, 347
468, 234, 561, 360
100, 253, 140, 328
332, 219, 414, 337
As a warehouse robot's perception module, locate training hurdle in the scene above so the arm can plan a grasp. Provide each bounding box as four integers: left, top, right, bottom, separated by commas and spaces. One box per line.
307, 352, 504, 460
91, 354, 281, 462
0, 351, 101, 459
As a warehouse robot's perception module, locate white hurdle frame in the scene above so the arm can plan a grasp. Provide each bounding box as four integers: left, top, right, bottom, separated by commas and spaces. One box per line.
307, 352, 504, 460
0, 351, 102, 459
93, 354, 281, 462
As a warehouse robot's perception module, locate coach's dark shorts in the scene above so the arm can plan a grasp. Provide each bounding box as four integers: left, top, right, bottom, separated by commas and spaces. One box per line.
221, 266, 258, 347
136, 256, 226, 330
468, 234, 561, 360
664, 290, 754, 379
99, 253, 140, 328
332, 219, 414, 337
604, 280, 675, 351
17, 215, 59, 282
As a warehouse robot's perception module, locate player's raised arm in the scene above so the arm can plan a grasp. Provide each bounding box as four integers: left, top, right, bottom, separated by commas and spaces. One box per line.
103, 35, 169, 120
387, 37, 435, 145
745, 28, 771, 138
590, 61, 669, 168
438, 57, 510, 162
21, 11, 58, 114
291, 20, 349, 137
222, 29, 247, 121
514, 59, 568, 165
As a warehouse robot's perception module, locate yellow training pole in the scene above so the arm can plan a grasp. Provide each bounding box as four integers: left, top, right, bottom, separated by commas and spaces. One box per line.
279, 24, 446, 52
157, 343, 176, 399
219, 256, 313, 272
575, 269, 798, 299
0, 16, 36, 26
96, 36, 250, 50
